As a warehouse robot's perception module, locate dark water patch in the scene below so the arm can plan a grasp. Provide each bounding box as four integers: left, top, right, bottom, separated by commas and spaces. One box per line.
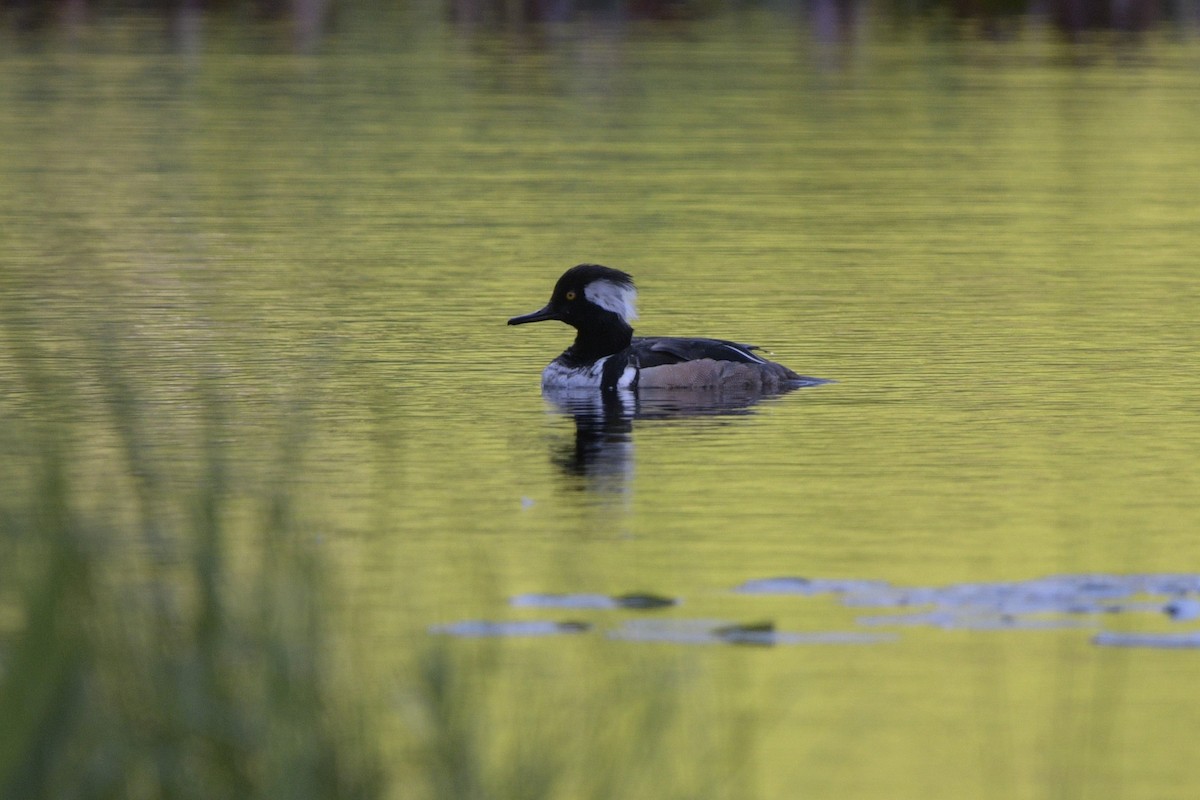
738, 574, 1200, 616
510, 592, 678, 610
712, 621, 777, 646
432, 575, 1200, 644
856, 612, 1097, 631
1165, 599, 1200, 621
734, 577, 891, 596
609, 619, 895, 646
733, 573, 1200, 643
1093, 632, 1200, 649
839, 576, 1200, 616
429, 620, 592, 638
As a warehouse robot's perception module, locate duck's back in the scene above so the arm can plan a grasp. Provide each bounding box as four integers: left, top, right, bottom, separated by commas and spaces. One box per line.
629, 336, 801, 391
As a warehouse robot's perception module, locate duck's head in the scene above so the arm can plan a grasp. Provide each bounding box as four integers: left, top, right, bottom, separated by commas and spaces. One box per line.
508, 264, 638, 331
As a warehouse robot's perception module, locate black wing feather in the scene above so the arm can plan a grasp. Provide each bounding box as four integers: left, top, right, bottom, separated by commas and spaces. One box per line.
629, 337, 768, 369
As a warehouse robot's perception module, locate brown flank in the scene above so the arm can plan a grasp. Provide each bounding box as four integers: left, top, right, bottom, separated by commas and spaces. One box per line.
637, 359, 799, 391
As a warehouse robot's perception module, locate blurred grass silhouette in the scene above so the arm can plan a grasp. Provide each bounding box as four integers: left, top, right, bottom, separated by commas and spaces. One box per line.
0, 432, 384, 800
0, 307, 385, 799
0, 317, 741, 800
0, 444, 737, 800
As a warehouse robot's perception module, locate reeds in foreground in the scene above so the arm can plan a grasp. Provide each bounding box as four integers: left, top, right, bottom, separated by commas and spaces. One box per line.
0, 437, 384, 800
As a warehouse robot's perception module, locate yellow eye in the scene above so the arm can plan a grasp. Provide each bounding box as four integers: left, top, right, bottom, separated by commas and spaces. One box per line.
565, 290, 577, 301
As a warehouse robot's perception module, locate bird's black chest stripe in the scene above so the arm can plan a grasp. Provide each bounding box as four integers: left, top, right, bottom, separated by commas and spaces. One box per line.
600, 351, 633, 392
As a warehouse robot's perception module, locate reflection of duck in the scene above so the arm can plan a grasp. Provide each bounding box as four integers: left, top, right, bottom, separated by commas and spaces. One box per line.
547, 388, 634, 479
509, 264, 825, 393
543, 381, 822, 483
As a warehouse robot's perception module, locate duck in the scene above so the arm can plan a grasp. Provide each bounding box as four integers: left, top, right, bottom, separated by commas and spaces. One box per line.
508, 264, 816, 393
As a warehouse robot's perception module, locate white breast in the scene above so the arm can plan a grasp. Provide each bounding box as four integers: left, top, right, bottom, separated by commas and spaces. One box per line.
542, 357, 608, 389
541, 357, 638, 390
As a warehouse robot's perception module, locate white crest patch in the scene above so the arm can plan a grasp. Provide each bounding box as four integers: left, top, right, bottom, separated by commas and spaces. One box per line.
583, 280, 638, 322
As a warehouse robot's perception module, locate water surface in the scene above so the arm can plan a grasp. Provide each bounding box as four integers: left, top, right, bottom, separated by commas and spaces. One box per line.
3, 8, 1200, 799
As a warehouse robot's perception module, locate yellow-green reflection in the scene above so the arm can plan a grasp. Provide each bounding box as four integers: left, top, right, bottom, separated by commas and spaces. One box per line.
3, 8, 1200, 799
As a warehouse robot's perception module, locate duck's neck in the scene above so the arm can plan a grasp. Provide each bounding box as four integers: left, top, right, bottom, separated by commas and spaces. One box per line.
568, 319, 634, 363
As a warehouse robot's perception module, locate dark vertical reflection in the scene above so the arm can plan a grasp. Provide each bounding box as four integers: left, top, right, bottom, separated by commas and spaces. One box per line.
2, 0, 1198, 47
543, 384, 824, 493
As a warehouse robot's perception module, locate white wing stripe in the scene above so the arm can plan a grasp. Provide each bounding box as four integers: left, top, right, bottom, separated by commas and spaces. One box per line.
719, 342, 767, 364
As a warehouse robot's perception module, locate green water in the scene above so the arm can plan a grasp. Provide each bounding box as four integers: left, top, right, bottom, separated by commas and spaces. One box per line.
4, 8, 1200, 799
